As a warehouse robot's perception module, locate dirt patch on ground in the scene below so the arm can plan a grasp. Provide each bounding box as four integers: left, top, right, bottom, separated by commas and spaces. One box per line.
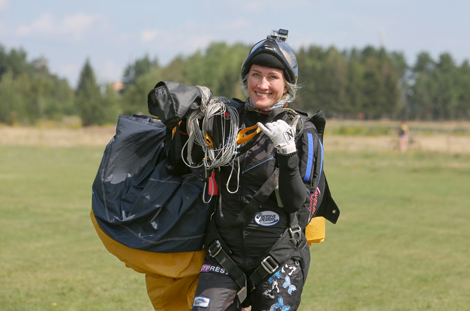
330, 135, 470, 154
1, 126, 470, 155
324, 134, 470, 154
0, 126, 116, 148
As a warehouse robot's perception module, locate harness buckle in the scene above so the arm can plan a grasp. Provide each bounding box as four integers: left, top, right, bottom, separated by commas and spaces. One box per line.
289, 225, 302, 239
261, 256, 279, 274
208, 240, 222, 257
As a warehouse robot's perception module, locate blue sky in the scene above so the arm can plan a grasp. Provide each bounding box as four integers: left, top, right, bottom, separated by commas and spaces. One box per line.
1, 0, 469, 87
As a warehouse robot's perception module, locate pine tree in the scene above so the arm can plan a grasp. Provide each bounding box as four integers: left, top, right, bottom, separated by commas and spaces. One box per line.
75, 59, 104, 126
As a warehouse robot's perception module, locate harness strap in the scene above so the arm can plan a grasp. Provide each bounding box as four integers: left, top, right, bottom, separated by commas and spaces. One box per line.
206, 220, 248, 303
249, 213, 305, 286
230, 168, 279, 228
205, 214, 307, 304
208, 240, 248, 302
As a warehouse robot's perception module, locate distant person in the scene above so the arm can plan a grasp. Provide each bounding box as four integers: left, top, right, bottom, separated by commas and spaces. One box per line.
398, 121, 409, 152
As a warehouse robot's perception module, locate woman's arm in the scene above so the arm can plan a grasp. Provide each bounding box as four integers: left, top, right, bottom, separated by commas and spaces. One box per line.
277, 153, 309, 213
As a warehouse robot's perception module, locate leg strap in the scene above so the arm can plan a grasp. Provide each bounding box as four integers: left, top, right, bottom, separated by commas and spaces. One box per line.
248, 218, 307, 287
207, 239, 248, 303
205, 216, 309, 304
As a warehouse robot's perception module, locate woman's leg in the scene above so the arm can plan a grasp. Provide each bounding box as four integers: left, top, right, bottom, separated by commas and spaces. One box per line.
192, 256, 242, 311
250, 259, 305, 311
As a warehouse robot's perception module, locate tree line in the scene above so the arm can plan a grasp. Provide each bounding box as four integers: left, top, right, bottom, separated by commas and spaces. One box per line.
1, 41, 469, 126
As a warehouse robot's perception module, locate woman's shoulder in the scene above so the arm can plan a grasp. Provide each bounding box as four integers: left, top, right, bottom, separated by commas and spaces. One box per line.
228, 98, 246, 112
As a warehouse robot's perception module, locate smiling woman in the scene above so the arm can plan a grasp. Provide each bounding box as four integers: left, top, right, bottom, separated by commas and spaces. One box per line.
246, 64, 287, 109
187, 29, 339, 311
90, 28, 339, 311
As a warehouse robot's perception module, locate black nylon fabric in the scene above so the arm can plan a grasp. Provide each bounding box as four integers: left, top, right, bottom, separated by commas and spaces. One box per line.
92, 114, 213, 252
147, 81, 208, 128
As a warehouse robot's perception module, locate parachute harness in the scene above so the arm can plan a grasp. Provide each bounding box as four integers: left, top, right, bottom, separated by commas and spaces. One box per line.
182, 87, 303, 203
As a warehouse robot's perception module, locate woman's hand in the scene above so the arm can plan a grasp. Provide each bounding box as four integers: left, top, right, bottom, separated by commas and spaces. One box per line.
257, 120, 296, 154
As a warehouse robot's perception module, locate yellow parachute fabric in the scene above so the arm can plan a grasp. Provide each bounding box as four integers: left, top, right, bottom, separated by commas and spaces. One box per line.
90, 211, 205, 310
90, 214, 324, 310
306, 216, 326, 246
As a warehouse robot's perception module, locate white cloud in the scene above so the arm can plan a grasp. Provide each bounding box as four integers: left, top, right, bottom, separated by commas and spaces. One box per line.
61, 13, 104, 39
205, 0, 316, 12
219, 18, 249, 30
0, 0, 9, 11
15, 12, 106, 41
141, 29, 159, 42
16, 13, 54, 36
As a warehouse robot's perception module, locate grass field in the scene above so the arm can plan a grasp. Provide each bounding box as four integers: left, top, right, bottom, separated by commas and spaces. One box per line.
1, 124, 469, 310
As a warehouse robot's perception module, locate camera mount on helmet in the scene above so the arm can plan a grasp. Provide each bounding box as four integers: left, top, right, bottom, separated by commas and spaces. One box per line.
241, 29, 298, 84
267, 29, 289, 42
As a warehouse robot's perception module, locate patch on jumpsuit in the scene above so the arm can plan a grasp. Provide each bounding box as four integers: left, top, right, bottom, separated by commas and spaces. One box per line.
193, 296, 211, 308
262, 261, 300, 310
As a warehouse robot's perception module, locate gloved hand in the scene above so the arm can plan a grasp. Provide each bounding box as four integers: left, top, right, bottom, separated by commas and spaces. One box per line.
257, 120, 296, 154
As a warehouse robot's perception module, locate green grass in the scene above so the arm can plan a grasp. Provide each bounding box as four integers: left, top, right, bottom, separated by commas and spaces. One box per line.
301, 151, 470, 311
1, 145, 469, 310
0, 146, 153, 311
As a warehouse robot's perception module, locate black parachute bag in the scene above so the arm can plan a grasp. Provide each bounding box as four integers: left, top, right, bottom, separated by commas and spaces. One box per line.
91, 114, 213, 253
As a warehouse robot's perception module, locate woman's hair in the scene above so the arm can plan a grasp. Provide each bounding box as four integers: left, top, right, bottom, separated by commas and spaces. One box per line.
240, 73, 300, 103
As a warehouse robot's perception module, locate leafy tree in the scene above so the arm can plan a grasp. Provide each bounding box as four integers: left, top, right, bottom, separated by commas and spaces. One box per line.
120, 55, 161, 115
160, 57, 185, 84
0, 70, 25, 124
408, 52, 436, 120
0, 45, 32, 79
122, 55, 159, 86
181, 42, 249, 99
345, 58, 365, 118
295, 45, 324, 113
0, 45, 75, 124
456, 61, 470, 119
102, 83, 121, 124
3, 40, 470, 123
121, 69, 160, 115
434, 53, 458, 119
316, 47, 347, 118
362, 56, 384, 119
380, 59, 400, 118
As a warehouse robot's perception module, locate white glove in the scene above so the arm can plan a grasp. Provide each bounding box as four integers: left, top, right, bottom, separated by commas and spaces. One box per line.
257, 120, 296, 154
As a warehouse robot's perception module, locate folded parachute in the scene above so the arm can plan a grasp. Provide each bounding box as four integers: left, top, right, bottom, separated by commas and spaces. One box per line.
91, 114, 213, 253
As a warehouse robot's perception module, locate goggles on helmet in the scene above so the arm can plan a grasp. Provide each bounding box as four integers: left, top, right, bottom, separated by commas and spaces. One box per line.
241, 29, 298, 84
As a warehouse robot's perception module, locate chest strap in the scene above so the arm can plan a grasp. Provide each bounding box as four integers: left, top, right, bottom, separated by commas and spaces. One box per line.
229, 168, 279, 228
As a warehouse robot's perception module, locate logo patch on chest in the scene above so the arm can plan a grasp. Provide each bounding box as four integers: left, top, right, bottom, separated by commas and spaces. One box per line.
255, 211, 280, 226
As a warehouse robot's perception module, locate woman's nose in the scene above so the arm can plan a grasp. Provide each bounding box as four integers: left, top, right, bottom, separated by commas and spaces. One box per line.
258, 77, 269, 89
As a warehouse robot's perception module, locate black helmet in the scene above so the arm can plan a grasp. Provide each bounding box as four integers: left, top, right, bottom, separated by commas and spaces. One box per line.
241, 29, 298, 84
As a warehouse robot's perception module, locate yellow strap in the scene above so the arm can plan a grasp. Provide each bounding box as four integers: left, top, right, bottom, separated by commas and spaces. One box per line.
236, 124, 261, 145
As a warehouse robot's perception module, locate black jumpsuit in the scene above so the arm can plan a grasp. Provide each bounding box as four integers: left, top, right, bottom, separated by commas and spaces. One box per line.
192, 103, 326, 311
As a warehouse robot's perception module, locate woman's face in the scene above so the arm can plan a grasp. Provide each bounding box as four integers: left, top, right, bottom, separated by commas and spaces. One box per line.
247, 64, 287, 109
